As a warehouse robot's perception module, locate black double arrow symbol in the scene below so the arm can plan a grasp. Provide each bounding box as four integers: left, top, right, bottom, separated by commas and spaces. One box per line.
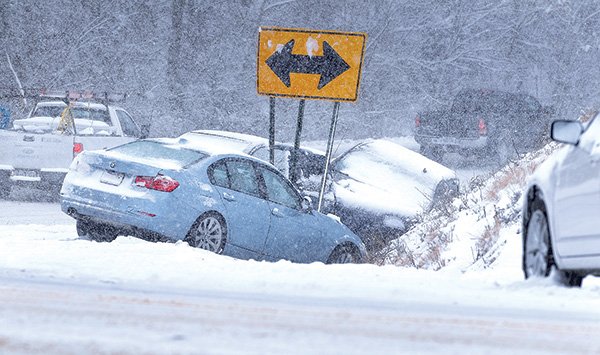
266, 40, 350, 90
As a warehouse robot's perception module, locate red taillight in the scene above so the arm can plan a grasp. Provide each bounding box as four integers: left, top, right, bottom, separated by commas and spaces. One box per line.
73, 142, 84, 157
415, 115, 421, 127
134, 174, 179, 192
478, 118, 487, 136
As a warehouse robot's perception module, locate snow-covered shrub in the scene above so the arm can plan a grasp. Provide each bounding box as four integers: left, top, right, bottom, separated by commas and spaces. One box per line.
382, 142, 559, 271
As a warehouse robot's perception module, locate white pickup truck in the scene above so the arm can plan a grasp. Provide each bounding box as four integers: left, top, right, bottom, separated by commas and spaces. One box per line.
0, 100, 145, 198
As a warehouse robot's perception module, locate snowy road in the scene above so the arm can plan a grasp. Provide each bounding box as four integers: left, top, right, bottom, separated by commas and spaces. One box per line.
1, 200, 600, 354
2, 272, 599, 355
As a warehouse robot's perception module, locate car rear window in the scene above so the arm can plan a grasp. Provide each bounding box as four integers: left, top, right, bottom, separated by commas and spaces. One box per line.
70, 107, 111, 124
32, 105, 66, 117
453, 91, 504, 113
108, 140, 207, 168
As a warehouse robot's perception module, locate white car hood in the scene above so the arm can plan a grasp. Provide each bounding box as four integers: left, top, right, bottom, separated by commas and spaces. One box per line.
332, 139, 457, 217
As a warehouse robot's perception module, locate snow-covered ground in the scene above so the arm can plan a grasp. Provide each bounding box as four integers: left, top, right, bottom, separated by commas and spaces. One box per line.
1, 199, 599, 354
1, 138, 600, 354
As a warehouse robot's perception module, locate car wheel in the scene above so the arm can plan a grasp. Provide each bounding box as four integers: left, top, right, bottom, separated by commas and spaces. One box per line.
327, 244, 359, 264
555, 270, 584, 288
76, 219, 91, 238
0, 187, 8, 200
524, 208, 552, 278
76, 219, 118, 242
494, 133, 519, 165
523, 203, 584, 287
0, 175, 10, 200
186, 213, 227, 254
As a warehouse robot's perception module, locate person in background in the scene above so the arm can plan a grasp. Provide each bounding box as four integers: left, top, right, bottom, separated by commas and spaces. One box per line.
57, 97, 75, 134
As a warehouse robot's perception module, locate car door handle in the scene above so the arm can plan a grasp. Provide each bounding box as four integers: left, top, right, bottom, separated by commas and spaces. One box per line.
271, 207, 285, 218
222, 192, 235, 201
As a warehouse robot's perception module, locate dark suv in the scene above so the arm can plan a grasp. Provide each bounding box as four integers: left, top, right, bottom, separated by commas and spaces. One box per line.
414, 89, 553, 163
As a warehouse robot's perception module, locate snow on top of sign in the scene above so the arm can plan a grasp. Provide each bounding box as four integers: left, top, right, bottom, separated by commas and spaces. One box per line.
306, 36, 319, 57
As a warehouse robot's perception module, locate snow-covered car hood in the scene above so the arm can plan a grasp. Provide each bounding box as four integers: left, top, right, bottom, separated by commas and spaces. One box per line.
331, 139, 457, 217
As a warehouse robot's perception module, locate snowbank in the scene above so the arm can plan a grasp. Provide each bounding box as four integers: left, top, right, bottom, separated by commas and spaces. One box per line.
384, 143, 560, 273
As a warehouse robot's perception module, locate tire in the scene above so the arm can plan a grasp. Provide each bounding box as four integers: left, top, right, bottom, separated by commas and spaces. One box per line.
0, 187, 8, 200
523, 208, 552, 279
185, 213, 227, 254
327, 244, 360, 264
494, 133, 519, 165
555, 270, 584, 288
523, 201, 584, 287
0, 174, 10, 200
76, 219, 118, 242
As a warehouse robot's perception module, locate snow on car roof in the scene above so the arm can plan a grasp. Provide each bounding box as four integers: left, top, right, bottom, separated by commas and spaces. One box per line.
182, 130, 327, 156
174, 135, 256, 156
180, 130, 265, 154
193, 130, 268, 145
148, 137, 257, 161
36, 101, 108, 111
333, 139, 457, 216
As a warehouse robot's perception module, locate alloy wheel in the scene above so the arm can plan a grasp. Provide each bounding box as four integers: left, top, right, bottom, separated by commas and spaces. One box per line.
193, 216, 224, 253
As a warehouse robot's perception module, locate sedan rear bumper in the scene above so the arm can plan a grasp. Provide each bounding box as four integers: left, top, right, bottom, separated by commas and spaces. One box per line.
61, 195, 191, 241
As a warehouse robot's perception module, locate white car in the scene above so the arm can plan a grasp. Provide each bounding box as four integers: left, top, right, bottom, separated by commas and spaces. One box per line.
522, 115, 600, 287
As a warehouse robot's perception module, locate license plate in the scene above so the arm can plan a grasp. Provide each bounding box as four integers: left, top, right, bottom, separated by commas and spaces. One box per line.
100, 170, 124, 186
12, 169, 39, 178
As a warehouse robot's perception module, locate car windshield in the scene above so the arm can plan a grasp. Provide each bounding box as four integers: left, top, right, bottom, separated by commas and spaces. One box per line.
108, 140, 207, 169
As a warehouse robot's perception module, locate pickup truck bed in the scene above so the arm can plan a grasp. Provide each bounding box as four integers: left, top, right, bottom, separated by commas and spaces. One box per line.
0, 100, 143, 198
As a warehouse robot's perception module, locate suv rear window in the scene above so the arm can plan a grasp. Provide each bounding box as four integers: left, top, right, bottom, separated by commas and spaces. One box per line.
451, 89, 541, 116
451, 90, 512, 114
108, 140, 207, 169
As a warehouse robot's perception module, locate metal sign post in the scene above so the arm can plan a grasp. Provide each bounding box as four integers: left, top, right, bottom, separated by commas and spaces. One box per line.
318, 101, 340, 212
269, 96, 276, 165
289, 99, 305, 184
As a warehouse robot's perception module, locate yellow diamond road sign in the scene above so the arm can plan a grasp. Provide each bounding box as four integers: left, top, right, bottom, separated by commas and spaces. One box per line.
257, 27, 367, 102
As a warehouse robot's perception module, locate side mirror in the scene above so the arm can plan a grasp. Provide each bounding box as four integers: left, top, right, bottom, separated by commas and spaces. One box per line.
140, 124, 150, 139
551, 120, 582, 145
301, 196, 313, 212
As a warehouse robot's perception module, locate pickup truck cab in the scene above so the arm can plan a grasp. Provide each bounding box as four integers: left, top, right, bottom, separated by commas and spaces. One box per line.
0, 100, 144, 198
